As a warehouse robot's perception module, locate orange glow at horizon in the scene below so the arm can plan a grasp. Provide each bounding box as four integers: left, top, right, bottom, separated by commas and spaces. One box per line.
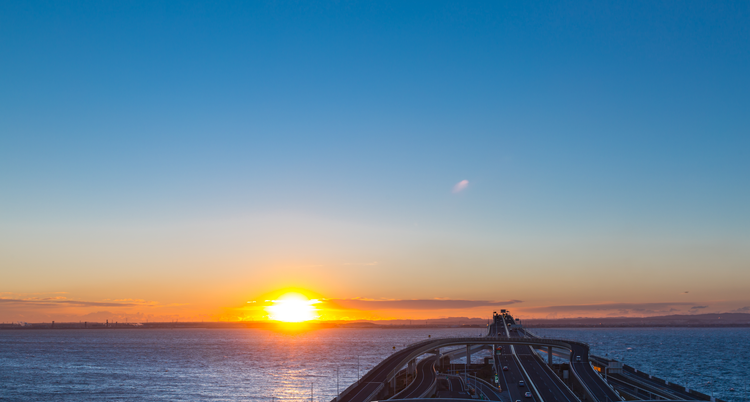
265, 292, 320, 322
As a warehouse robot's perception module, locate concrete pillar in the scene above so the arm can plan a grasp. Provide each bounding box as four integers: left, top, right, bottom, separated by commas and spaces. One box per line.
408, 359, 416, 376
465, 344, 471, 380
548, 346, 553, 365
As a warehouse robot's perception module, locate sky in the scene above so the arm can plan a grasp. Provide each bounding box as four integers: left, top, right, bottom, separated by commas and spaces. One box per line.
1, 1, 749, 323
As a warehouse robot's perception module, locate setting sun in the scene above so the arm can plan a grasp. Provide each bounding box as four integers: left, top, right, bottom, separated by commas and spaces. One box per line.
265, 293, 320, 322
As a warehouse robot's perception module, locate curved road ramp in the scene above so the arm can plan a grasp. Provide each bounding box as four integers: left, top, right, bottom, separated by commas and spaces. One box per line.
390, 356, 438, 399
333, 336, 608, 402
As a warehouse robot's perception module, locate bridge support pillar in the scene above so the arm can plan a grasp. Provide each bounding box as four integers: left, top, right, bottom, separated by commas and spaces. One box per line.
466, 344, 471, 379
548, 346, 553, 365
408, 359, 416, 376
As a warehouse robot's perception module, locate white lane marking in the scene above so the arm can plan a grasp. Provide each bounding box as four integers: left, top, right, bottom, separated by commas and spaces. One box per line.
510, 334, 544, 402
524, 346, 579, 402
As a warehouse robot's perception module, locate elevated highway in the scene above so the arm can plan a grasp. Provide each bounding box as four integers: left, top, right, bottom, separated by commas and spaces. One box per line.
335, 336, 588, 402
491, 313, 580, 402
515, 343, 579, 402
513, 326, 621, 402
336, 310, 719, 402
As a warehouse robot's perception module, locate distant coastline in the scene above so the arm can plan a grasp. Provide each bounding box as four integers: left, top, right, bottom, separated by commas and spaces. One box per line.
3, 313, 749, 330
522, 312, 750, 328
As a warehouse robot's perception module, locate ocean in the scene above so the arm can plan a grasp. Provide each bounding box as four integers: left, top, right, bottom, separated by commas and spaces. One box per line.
0, 327, 747, 401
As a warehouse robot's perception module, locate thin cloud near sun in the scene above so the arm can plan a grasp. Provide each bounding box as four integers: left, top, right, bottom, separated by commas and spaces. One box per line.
323, 298, 522, 310
452, 179, 469, 193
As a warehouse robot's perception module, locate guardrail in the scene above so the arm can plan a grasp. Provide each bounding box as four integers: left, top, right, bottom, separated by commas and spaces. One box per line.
590, 361, 623, 399
384, 337, 580, 382
513, 351, 546, 402
467, 374, 503, 399
570, 362, 599, 402
528, 342, 581, 402
361, 383, 384, 402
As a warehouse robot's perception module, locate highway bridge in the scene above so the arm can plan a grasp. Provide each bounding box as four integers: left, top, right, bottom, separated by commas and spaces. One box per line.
334, 311, 725, 402
391, 355, 438, 399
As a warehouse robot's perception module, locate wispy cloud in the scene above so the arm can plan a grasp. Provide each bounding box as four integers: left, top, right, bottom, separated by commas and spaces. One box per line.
0, 293, 195, 323
452, 179, 469, 193
342, 261, 378, 266
325, 298, 522, 310
522, 302, 695, 315
0, 298, 157, 308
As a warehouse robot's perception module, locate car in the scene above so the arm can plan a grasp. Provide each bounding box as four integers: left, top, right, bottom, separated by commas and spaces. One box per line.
515, 400, 521, 402
503, 366, 509, 371
576, 356, 581, 362
525, 392, 533, 398
518, 380, 525, 387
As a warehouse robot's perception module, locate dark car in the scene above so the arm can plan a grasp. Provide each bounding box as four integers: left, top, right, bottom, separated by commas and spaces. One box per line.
525, 392, 533, 398
519, 380, 525, 387
503, 366, 509, 371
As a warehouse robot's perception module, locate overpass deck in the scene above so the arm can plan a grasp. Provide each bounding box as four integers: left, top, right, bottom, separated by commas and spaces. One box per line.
336, 336, 585, 402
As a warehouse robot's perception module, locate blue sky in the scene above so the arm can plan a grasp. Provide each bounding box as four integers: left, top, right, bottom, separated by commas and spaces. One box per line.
1, 1, 748, 321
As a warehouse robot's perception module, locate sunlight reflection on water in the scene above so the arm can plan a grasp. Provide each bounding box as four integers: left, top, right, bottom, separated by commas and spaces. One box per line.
0, 327, 480, 401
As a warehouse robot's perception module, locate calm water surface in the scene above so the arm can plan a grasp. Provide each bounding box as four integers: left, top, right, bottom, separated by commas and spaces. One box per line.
1, 327, 748, 401
0, 328, 480, 401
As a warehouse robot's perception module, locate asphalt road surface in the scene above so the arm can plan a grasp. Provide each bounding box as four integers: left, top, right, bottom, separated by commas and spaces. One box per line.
391, 356, 437, 399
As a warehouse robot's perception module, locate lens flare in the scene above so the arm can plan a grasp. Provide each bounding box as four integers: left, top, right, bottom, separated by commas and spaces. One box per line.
265, 293, 319, 322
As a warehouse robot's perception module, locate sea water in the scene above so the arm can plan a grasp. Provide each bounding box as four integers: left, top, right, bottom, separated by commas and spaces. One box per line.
0, 327, 748, 401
